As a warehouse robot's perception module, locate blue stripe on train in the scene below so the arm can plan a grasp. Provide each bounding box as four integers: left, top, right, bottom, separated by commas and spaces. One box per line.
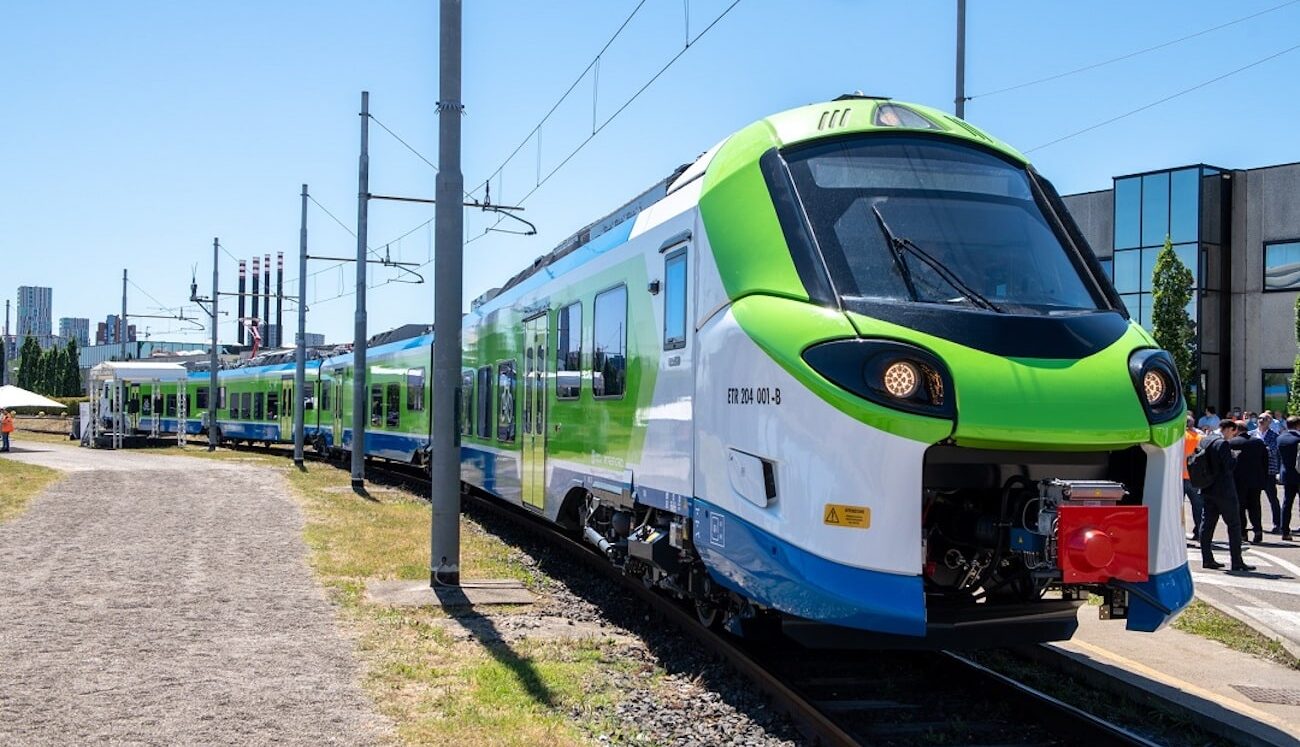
1124, 562, 1193, 632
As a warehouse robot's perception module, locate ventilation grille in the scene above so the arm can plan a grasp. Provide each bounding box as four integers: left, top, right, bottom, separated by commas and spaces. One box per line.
817, 108, 853, 131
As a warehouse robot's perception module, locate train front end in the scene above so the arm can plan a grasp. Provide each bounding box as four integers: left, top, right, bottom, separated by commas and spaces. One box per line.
692, 97, 1191, 647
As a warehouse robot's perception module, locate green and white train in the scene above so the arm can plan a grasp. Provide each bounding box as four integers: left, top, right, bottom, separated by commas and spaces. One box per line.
144, 96, 1192, 647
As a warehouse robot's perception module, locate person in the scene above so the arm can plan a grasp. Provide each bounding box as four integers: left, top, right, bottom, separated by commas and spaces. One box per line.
1270, 411, 1285, 433
1252, 412, 1283, 533
0, 409, 12, 452
1198, 406, 1221, 431
1276, 416, 1300, 542
1183, 414, 1204, 540
1245, 411, 1259, 433
1231, 425, 1269, 545
1199, 420, 1255, 571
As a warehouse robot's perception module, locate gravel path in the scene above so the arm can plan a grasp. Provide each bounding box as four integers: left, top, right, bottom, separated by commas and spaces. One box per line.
0, 445, 387, 746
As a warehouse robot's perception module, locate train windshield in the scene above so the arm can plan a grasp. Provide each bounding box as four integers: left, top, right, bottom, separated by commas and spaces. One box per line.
781, 136, 1103, 314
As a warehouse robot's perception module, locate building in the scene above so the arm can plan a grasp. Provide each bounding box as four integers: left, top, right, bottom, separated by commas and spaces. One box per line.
95, 314, 137, 346
59, 317, 90, 346
17, 285, 53, 339
305, 332, 325, 347
1062, 160, 1300, 414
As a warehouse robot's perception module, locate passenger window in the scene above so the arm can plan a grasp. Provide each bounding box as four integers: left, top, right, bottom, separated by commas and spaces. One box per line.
142, 394, 153, 416
592, 285, 627, 398
321, 380, 332, 412
197, 387, 209, 409
664, 249, 688, 349
166, 394, 177, 417
218, 387, 226, 409
461, 370, 474, 436
267, 392, 279, 420
523, 349, 533, 435
476, 366, 493, 437
370, 385, 384, 427
241, 392, 251, 420
387, 383, 401, 427
407, 368, 425, 411
556, 302, 581, 399
497, 361, 517, 443
253, 392, 264, 420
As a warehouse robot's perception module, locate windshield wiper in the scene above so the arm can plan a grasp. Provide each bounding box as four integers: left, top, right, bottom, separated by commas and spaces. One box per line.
869, 204, 1003, 313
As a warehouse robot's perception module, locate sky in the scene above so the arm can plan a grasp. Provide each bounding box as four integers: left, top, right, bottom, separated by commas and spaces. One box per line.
3, 0, 1299, 346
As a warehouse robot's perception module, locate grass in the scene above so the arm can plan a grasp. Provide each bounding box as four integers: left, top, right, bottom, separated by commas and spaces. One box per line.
276, 459, 639, 746
1173, 599, 1300, 670
0, 458, 63, 523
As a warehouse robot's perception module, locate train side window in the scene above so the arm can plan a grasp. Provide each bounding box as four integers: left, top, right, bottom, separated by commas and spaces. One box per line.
197, 387, 209, 409
166, 394, 177, 417
556, 302, 582, 399
386, 383, 401, 427
321, 380, 332, 412
476, 366, 493, 438
523, 348, 533, 435
592, 284, 627, 398
461, 370, 474, 436
664, 248, 688, 350
241, 392, 252, 420
497, 360, 516, 443
267, 392, 279, 420
253, 392, 264, 421
407, 367, 426, 411
218, 387, 226, 409
370, 385, 384, 427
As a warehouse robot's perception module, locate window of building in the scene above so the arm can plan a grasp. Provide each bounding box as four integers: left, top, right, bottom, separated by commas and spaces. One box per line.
1114, 177, 1140, 250
497, 361, 516, 442
461, 370, 474, 436
1169, 168, 1199, 244
1264, 240, 1300, 291
1098, 258, 1113, 281
197, 387, 209, 409
1263, 370, 1293, 415
664, 249, 688, 349
592, 285, 627, 398
253, 392, 264, 421
267, 391, 279, 420
407, 368, 425, 411
370, 385, 383, 427
556, 302, 582, 399
166, 394, 177, 417
386, 383, 401, 428
1141, 171, 1170, 248
477, 366, 493, 438
1113, 250, 1140, 294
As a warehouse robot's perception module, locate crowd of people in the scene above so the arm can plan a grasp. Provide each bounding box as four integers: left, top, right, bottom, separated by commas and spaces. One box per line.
1185, 406, 1298, 572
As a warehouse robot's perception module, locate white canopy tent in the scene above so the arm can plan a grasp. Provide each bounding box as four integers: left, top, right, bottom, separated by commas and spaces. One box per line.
0, 384, 65, 410
88, 361, 190, 449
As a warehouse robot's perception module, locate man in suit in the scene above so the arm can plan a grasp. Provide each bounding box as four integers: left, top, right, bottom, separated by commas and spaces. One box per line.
1230, 426, 1269, 545
1277, 416, 1300, 542
1200, 420, 1255, 571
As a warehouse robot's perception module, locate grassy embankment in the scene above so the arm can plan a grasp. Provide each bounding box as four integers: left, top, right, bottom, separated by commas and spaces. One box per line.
1173, 599, 1300, 670
0, 458, 63, 523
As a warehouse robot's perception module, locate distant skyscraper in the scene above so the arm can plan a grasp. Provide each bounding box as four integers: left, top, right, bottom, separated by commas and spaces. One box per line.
304, 333, 325, 347
59, 317, 90, 346
17, 286, 53, 339
98, 314, 138, 346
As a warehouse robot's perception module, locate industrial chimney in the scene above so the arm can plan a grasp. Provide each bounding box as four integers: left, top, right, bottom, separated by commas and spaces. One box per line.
276, 252, 284, 349
251, 256, 261, 341
237, 260, 247, 345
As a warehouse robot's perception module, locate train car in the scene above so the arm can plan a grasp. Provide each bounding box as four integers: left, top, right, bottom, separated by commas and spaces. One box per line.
459, 95, 1192, 648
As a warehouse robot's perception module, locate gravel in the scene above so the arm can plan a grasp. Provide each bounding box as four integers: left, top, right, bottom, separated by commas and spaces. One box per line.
460, 506, 803, 747
0, 445, 388, 746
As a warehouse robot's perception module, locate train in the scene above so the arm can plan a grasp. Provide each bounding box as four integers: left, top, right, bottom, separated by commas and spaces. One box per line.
115, 95, 1193, 648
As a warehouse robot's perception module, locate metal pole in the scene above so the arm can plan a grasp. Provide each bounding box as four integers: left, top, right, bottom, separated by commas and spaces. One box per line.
351, 90, 370, 490
294, 185, 308, 467
431, 0, 464, 586
276, 252, 284, 348
210, 237, 220, 451
955, 0, 966, 119
120, 269, 127, 360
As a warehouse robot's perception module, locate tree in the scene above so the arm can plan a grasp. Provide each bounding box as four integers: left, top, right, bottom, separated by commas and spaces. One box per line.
16, 335, 40, 391
63, 339, 81, 396
1150, 235, 1196, 405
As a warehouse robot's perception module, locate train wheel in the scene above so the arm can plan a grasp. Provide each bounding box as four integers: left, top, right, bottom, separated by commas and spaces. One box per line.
695, 599, 722, 629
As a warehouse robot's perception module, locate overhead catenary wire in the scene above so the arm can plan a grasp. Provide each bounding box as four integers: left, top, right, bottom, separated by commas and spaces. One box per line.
1026, 40, 1300, 153
968, 0, 1300, 101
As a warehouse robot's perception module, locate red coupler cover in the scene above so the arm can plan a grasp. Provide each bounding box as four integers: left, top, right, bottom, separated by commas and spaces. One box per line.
1057, 505, 1149, 583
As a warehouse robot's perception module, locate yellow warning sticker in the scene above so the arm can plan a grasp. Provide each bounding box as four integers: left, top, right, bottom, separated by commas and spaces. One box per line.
823, 503, 871, 529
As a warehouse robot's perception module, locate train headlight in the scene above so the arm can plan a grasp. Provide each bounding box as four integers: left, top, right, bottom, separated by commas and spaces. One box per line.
1128, 349, 1182, 423
1142, 369, 1167, 406
802, 339, 955, 419
882, 361, 920, 399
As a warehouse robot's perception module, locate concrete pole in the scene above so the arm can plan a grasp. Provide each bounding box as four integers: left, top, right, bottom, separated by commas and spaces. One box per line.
351, 91, 370, 490
120, 269, 127, 360
209, 237, 220, 452
294, 185, 309, 468
431, 0, 464, 586
955, 0, 966, 119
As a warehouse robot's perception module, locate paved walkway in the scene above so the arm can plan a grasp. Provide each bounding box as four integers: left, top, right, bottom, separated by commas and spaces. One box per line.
0, 443, 387, 746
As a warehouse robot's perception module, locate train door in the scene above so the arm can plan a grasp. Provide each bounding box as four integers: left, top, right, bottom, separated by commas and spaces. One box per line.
332, 368, 346, 447
521, 313, 547, 510
279, 375, 294, 440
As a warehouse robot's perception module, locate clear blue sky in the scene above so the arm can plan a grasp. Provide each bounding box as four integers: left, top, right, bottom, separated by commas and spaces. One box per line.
3, 0, 1298, 346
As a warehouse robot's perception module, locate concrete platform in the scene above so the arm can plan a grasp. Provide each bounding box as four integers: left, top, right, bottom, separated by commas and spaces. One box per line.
1051, 607, 1300, 746
366, 579, 536, 608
